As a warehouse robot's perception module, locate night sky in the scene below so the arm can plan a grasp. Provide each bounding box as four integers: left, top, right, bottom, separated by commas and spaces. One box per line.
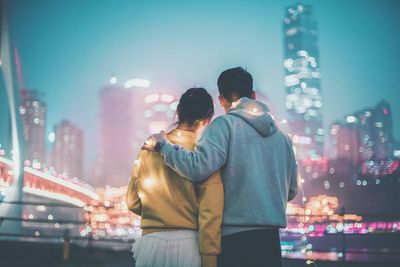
7, 0, 400, 174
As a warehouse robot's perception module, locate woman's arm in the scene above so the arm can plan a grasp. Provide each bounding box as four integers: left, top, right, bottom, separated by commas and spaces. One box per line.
126, 154, 142, 215
196, 171, 224, 267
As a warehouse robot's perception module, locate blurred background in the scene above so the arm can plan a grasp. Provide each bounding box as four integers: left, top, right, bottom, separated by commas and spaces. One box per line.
0, 0, 399, 266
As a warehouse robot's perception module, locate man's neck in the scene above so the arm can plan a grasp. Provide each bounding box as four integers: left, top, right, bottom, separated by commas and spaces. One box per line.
177, 123, 198, 133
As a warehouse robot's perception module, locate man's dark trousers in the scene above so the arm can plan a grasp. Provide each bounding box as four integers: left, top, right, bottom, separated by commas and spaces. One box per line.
217, 228, 282, 267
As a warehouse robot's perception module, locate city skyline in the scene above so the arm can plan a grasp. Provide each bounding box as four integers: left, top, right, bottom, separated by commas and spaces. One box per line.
6, 0, 400, 171
1, 1, 399, 263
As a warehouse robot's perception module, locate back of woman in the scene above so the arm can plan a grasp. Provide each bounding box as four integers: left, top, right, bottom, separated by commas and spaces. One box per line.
127, 88, 224, 267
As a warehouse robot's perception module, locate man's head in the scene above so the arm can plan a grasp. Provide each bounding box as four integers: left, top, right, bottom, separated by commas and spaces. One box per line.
217, 67, 255, 112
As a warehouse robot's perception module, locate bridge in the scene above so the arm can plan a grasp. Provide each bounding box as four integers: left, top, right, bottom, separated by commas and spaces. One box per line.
0, 156, 99, 207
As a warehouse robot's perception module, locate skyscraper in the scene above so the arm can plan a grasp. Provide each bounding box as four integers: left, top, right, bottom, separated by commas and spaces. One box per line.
329, 100, 394, 163
283, 3, 324, 160
19, 89, 46, 163
140, 92, 177, 138
51, 120, 84, 179
371, 100, 393, 160
93, 79, 178, 187
329, 121, 359, 164
94, 84, 135, 186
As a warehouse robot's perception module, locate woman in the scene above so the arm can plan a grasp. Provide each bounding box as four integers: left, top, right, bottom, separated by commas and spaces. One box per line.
126, 88, 224, 267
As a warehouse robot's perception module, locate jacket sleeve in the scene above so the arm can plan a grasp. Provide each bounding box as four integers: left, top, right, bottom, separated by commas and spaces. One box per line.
160, 117, 230, 182
287, 136, 300, 201
196, 170, 224, 267
126, 153, 142, 215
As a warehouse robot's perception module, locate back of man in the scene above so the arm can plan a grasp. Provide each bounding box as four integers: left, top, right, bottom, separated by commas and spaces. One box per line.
198, 97, 298, 267
219, 97, 296, 234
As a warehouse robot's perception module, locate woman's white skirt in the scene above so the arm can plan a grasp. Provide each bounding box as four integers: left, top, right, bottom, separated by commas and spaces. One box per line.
132, 230, 201, 267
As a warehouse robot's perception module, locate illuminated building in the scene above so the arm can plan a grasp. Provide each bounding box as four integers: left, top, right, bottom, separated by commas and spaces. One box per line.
356, 100, 393, 161
94, 84, 135, 187
299, 157, 328, 180
283, 3, 324, 160
329, 121, 359, 164
329, 100, 394, 164
141, 92, 177, 134
51, 120, 84, 179
19, 89, 46, 163
355, 109, 374, 162
94, 78, 177, 187
83, 185, 140, 239
371, 100, 393, 160
394, 141, 400, 159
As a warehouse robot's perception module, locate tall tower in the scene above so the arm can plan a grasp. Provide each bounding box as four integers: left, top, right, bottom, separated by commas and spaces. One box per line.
283, 3, 324, 160
93, 79, 178, 187
51, 120, 84, 179
95, 84, 135, 186
19, 89, 46, 163
371, 100, 393, 160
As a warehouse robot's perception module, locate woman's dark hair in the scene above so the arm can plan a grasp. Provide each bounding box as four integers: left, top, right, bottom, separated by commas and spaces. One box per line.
217, 67, 253, 102
176, 87, 214, 126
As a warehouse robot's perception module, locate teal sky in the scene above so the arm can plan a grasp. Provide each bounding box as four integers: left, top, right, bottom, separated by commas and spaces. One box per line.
7, 0, 400, 169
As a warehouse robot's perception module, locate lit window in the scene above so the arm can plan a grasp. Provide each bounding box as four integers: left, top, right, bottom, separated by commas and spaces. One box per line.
286, 27, 298, 36
346, 116, 357, 123
314, 100, 322, 108
161, 94, 174, 103
110, 76, 117, 84
283, 58, 294, 69
125, 78, 150, 88
284, 74, 300, 87
170, 101, 179, 111
144, 110, 153, 118
298, 50, 308, 57
145, 94, 159, 103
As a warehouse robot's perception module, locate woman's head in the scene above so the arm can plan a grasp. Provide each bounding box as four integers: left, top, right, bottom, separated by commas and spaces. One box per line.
176, 87, 214, 129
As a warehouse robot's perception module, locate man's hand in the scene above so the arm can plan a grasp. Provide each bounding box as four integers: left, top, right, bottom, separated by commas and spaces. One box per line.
142, 131, 168, 152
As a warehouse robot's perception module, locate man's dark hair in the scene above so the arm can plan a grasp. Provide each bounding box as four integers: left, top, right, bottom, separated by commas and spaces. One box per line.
217, 67, 253, 102
177, 87, 214, 126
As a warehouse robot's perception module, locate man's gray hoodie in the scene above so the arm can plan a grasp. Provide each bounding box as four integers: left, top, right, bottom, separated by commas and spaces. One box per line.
160, 97, 300, 235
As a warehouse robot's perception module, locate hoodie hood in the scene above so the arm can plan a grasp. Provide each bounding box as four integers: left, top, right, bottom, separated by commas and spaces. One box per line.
227, 97, 277, 137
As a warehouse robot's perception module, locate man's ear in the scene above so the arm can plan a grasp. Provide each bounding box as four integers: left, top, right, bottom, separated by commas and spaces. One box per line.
251, 90, 256, 100
218, 95, 226, 107
218, 95, 233, 112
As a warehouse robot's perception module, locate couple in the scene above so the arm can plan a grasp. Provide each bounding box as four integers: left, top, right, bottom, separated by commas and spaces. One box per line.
126, 67, 299, 267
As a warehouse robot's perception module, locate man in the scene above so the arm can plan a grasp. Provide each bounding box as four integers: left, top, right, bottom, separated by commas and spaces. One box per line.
145, 67, 299, 267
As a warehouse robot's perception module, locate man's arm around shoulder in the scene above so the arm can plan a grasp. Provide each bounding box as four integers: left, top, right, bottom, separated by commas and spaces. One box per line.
160, 117, 230, 182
